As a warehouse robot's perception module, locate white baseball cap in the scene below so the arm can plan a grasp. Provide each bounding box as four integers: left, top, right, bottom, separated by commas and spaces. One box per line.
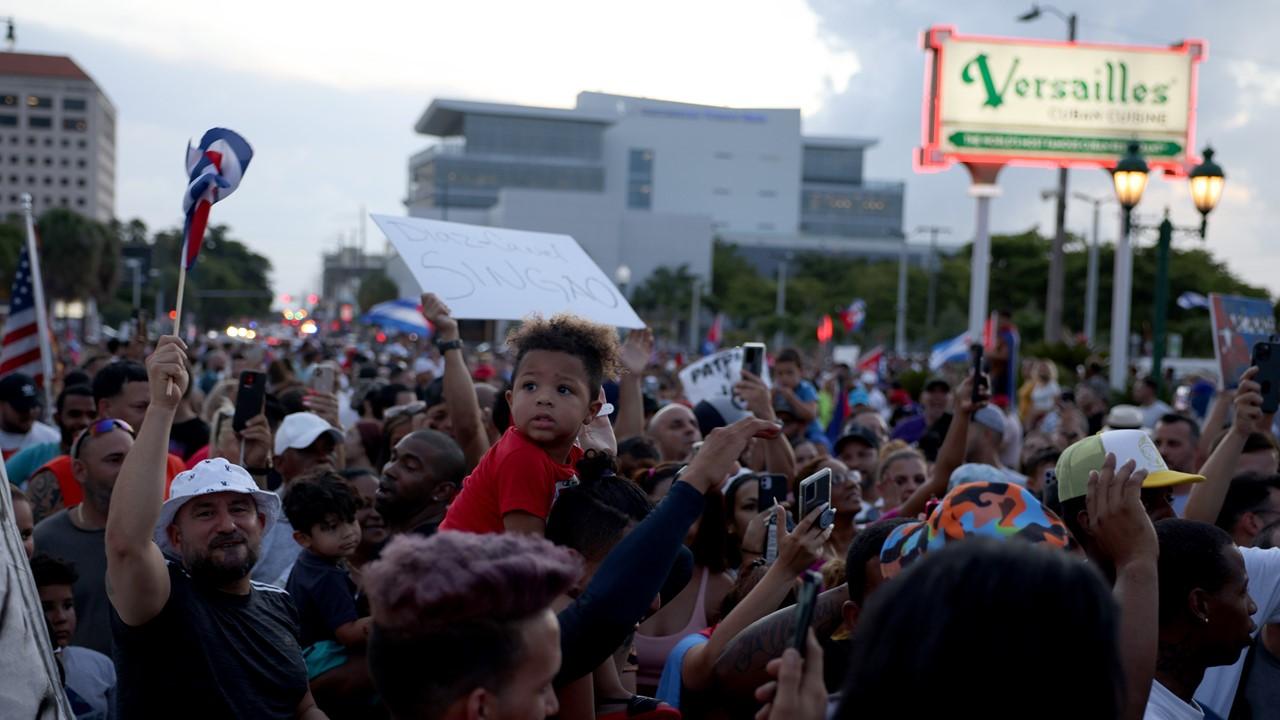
154, 458, 280, 557
273, 412, 343, 457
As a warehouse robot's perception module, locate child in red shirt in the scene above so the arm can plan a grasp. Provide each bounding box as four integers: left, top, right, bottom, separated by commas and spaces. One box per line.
440, 314, 621, 535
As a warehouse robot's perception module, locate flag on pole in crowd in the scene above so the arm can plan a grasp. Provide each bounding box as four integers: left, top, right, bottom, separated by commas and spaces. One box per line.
840, 298, 866, 333
702, 313, 723, 355
359, 298, 433, 336
930, 331, 972, 371
182, 128, 254, 270
1177, 291, 1210, 310
856, 346, 884, 374
1, 206, 54, 395
817, 314, 834, 344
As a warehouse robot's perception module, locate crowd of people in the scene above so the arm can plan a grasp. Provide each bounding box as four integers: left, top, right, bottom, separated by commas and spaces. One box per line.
5, 291, 1280, 720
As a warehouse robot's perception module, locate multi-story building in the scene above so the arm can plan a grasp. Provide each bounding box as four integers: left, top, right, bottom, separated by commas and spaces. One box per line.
0, 52, 116, 222
393, 92, 912, 296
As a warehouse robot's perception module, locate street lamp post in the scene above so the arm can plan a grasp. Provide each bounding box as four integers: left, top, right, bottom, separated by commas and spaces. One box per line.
1019, 4, 1078, 343
1072, 191, 1112, 344
1109, 142, 1149, 392
614, 264, 632, 300
1109, 143, 1225, 393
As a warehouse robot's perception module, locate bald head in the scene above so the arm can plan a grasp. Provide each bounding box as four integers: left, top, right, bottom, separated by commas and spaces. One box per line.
646, 404, 702, 462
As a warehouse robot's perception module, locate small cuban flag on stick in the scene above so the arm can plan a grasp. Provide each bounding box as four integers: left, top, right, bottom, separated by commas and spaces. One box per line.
175, 128, 253, 338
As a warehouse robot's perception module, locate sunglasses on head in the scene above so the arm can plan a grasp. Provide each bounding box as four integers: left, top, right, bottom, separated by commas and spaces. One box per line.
71, 418, 135, 459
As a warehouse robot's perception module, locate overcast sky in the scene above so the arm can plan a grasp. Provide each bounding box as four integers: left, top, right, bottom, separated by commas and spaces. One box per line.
13, 0, 1280, 302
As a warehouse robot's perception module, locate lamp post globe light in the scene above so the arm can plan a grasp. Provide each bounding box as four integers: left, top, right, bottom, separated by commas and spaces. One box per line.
1108, 142, 1226, 393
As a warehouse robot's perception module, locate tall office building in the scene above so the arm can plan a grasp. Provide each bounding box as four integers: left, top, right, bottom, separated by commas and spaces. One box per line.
394, 92, 910, 295
0, 52, 116, 222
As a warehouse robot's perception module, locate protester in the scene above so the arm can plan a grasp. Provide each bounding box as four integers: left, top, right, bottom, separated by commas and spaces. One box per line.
1136, 377, 1175, 430
889, 377, 950, 445
376, 429, 465, 537
104, 337, 322, 719
1155, 413, 1203, 515
5, 384, 95, 487
337, 467, 387, 570
32, 418, 134, 654
0, 372, 59, 461
647, 403, 702, 463
31, 553, 116, 720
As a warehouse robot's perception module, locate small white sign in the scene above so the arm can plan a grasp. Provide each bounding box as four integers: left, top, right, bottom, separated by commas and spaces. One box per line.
832, 345, 861, 368
678, 348, 771, 408
372, 215, 644, 329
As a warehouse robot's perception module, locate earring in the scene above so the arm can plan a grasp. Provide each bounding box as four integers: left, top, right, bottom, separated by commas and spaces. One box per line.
1202, 615, 1210, 624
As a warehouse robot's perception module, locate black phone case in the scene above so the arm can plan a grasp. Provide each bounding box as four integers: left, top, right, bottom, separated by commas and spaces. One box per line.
1252, 342, 1280, 414
232, 371, 267, 432
758, 474, 789, 509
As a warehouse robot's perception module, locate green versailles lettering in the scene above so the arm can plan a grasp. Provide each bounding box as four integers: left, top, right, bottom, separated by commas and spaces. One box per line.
961, 53, 1171, 109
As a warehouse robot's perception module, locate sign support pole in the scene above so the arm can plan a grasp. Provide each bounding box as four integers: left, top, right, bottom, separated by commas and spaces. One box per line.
1110, 210, 1135, 392
965, 164, 1003, 344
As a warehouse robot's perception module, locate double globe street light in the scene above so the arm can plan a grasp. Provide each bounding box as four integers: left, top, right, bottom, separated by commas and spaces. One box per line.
1108, 141, 1226, 392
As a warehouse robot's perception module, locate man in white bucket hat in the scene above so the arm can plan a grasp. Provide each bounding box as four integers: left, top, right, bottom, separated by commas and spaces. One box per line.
105, 336, 321, 719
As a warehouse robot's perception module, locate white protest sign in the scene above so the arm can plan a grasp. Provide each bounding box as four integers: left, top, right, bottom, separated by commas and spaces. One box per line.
372, 215, 644, 328
678, 348, 772, 409
832, 345, 861, 368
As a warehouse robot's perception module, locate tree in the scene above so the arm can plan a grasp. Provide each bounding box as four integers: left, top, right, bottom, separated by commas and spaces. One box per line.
629, 264, 703, 342
357, 271, 399, 312
37, 208, 117, 301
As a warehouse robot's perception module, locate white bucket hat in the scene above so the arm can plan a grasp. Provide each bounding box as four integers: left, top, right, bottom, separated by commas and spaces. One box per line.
154, 458, 280, 558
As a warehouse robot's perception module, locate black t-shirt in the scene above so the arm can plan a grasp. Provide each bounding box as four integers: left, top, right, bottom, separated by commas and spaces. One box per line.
285, 549, 359, 648
169, 416, 210, 460
111, 561, 309, 719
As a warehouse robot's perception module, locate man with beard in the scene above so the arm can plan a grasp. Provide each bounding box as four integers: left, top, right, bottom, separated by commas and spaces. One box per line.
4, 383, 95, 488
106, 337, 323, 719
32, 417, 134, 655
376, 430, 466, 538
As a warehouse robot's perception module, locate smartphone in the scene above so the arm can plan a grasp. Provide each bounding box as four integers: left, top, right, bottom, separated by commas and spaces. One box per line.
1251, 341, 1280, 413
757, 473, 790, 510
742, 342, 766, 379
797, 467, 834, 530
791, 570, 823, 654
690, 441, 704, 458
310, 363, 337, 395
232, 370, 267, 433
970, 343, 986, 403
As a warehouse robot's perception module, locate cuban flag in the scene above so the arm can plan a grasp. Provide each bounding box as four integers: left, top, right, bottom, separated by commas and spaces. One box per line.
359, 298, 434, 336
1177, 291, 1210, 310
839, 298, 866, 333
929, 331, 972, 371
182, 128, 253, 270
702, 313, 723, 356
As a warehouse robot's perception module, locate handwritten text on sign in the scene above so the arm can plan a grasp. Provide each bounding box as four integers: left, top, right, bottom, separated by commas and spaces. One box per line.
678, 348, 771, 408
371, 215, 644, 328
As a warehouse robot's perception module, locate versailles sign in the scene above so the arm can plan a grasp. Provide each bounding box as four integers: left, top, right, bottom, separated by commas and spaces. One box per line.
917, 26, 1206, 174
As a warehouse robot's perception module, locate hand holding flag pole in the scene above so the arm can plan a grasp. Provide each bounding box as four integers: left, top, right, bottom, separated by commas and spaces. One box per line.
172, 128, 252, 393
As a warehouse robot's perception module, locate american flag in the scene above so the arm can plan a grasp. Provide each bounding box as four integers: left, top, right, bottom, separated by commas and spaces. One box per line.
0, 245, 44, 383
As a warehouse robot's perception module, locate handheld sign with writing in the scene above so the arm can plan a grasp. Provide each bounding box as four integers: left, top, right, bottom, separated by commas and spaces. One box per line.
678, 348, 772, 409
371, 215, 643, 329
1210, 293, 1276, 389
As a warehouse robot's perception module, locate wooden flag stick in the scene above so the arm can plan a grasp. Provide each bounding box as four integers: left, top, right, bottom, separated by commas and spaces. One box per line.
166, 263, 188, 396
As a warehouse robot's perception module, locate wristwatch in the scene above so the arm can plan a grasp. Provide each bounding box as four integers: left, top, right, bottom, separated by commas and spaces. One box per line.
435, 338, 463, 353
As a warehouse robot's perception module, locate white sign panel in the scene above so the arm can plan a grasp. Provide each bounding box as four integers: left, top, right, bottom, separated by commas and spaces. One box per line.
678, 348, 771, 409
373, 215, 644, 329
832, 345, 861, 368
919, 27, 1204, 172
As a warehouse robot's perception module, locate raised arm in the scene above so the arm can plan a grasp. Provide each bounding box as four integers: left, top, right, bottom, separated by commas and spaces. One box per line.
737, 370, 796, 477
895, 374, 982, 519
1185, 367, 1262, 524
613, 329, 653, 443
1198, 386, 1235, 462
680, 504, 829, 692
421, 293, 489, 469
105, 336, 187, 626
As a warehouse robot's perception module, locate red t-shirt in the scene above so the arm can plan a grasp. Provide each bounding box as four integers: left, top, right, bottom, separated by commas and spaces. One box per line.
439, 427, 583, 534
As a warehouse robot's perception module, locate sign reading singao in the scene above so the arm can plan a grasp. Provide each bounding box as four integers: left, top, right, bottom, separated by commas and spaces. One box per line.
917, 26, 1206, 174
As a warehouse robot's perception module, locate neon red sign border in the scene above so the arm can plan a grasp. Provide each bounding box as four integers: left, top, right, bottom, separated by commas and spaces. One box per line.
915, 26, 1207, 177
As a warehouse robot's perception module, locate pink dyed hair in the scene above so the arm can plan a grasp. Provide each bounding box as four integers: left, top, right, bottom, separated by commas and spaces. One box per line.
364, 531, 582, 633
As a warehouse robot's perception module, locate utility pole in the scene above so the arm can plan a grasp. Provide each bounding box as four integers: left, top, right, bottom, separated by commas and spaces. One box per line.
774, 253, 792, 350
688, 276, 702, 354
1072, 192, 1110, 345
895, 243, 908, 355
916, 225, 951, 333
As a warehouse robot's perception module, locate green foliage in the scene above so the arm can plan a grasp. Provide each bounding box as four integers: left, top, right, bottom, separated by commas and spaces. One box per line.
37, 208, 119, 302
357, 271, 399, 312
678, 231, 1271, 356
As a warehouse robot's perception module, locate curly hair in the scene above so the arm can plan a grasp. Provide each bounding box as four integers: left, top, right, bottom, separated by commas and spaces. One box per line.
507, 314, 622, 391
282, 473, 359, 533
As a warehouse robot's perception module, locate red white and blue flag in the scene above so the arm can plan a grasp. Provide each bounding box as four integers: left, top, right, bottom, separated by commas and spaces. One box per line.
0, 245, 45, 382
702, 313, 724, 355
183, 128, 253, 270
839, 298, 866, 333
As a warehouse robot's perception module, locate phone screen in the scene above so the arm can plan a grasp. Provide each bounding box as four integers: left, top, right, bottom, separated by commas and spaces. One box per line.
971, 343, 986, 403
742, 343, 766, 379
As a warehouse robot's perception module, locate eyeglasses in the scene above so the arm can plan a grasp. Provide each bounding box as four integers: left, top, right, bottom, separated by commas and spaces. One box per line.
384, 401, 427, 420
71, 418, 135, 459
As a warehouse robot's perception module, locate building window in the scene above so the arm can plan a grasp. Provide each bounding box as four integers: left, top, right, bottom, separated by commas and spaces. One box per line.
7, 175, 14, 183
63, 98, 87, 112
62, 118, 88, 132
76, 159, 86, 168
75, 197, 85, 207
59, 177, 68, 186
60, 139, 68, 148
7, 194, 14, 203
26, 96, 52, 110
0, 95, 15, 107
25, 175, 33, 185
25, 136, 34, 146
42, 176, 52, 186
76, 178, 86, 187
29, 117, 51, 129
42, 157, 51, 166
26, 156, 34, 165
59, 158, 68, 167
627, 148, 653, 210
0, 115, 15, 127
59, 197, 68, 206
77, 139, 86, 149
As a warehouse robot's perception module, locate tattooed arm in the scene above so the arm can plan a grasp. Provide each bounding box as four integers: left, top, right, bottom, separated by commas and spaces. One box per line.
711, 585, 848, 700
26, 469, 64, 524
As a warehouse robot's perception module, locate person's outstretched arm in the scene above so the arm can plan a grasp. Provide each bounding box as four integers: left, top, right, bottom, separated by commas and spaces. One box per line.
737, 370, 795, 477
614, 329, 652, 443
894, 374, 982, 519
105, 336, 187, 626
1185, 368, 1263, 525
555, 417, 783, 686
421, 293, 489, 469
1198, 386, 1235, 462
